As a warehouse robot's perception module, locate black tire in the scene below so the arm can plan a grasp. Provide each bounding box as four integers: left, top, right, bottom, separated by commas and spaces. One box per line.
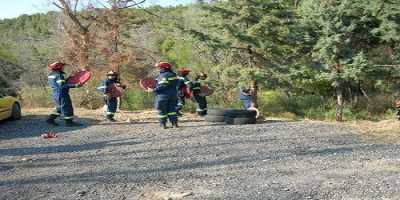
10, 103, 21, 120
225, 109, 257, 118
225, 117, 256, 125
224, 117, 234, 125
208, 109, 232, 116
205, 115, 225, 123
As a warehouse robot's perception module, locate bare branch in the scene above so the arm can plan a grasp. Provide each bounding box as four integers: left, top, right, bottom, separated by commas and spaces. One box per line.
52, 2, 63, 9
74, 0, 79, 12
118, 0, 147, 9
56, 0, 89, 31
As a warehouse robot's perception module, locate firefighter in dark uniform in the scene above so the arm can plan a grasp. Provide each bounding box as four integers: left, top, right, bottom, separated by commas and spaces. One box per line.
97, 71, 125, 122
191, 72, 208, 116
147, 62, 180, 129
46, 62, 82, 126
176, 68, 191, 116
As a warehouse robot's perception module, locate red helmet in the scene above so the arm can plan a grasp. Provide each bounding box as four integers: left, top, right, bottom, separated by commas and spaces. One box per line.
178, 68, 191, 75
48, 62, 66, 70
155, 62, 172, 70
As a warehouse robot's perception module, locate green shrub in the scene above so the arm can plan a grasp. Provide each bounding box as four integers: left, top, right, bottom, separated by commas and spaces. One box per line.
286, 95, 327, 116
121, 88, 154, 111
366, 95, 395, 115
20, 86, 53, 108
258, 90, 289, 115
71, 81, 104, 109
384, 109, 397, 120
303, 107, 330, 120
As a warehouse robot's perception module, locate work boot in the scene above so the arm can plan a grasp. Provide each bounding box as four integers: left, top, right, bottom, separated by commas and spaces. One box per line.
65, 119, 83, 127
160, 123, 168, 129
397, 110, 400, 121
106, 114, 116, 122
177, 110, 183, 117
46, 115, 59, 126
172, 121, 179, 128
197, 110, 207, 116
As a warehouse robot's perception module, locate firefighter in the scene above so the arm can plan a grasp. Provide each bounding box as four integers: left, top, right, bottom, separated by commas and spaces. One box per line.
147, 62, 180, 129
176, 68, 191, 116
191, 72, 208, 116
239, 87, 253, 109
46, 62, 82, 126
97, 70, 125, 122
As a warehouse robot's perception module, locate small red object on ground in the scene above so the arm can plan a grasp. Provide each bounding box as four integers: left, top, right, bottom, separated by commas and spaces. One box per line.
139, 78, 157, 90
199, 86, 214, 97
41, 132, 57, 139
67, 70, 92, 85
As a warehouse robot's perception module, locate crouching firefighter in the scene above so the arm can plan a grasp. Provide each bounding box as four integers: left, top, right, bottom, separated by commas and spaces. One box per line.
147, 62, 180, 129
239, 87, 254, 109
97, 71, 125, 122
46, 62, 82, 126
176, 68, 191, 116
191, 72, 208, 116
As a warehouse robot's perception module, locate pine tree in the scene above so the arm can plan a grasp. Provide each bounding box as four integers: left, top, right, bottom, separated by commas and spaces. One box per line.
298, 0, 394, 121
190, 0, 297, 108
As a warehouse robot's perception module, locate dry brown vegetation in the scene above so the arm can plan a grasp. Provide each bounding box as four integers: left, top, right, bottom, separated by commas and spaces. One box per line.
352, 120, 400, 143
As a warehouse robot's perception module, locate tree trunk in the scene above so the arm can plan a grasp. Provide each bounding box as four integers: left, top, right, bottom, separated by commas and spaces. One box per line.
336, 84, 344, 122
250, 80, 258, 108
80, 31, 90, 70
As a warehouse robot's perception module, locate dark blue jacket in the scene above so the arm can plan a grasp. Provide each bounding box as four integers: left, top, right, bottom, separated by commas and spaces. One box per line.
178, 75, 191, 87
154, 69, 180, 97
178, 75, 190, 94
48, 71, 76, 98
97, 79, 117, 94
191, 79, 203, 95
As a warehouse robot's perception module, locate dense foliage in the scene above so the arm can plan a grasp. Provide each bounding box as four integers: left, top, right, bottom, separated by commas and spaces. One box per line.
0, 0, 399, 121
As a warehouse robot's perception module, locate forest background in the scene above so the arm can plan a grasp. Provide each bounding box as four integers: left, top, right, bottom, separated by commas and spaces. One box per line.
1, 0, 399, 122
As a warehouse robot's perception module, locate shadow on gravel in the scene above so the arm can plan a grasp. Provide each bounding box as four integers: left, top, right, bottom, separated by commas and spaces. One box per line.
0, 138, 142, 156
0, 114, 99, 140
3, 143, 398, 186
259, 119, 294, 124
1, 138, 398, 186
182, 119, 291, 128
0, 153, 286, 186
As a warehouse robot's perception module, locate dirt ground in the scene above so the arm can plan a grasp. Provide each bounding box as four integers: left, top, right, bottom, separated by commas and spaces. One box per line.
1, 108, 400, 200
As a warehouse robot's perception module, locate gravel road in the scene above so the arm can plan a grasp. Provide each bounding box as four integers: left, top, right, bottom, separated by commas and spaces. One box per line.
1, 110, 400, 200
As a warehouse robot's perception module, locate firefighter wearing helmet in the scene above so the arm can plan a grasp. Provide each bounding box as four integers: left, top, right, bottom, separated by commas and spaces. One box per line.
97, 70, 126, 122
176, 68, 192, 116
147, 62, 181, 129
191, 72, 208, 116
46, 62, 83, 126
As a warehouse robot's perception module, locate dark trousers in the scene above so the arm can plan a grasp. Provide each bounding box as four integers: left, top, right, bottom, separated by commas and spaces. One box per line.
193, 94, 207, 115
176, 94, 186, 111
104, 96, 118, 115
51, 94, 74, 120
156, 95, 178, 124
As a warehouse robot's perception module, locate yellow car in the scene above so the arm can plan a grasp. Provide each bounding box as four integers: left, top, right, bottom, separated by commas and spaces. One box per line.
0, 96, 21, 120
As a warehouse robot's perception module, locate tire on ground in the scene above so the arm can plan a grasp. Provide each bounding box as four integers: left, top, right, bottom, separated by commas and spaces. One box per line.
10, 103, 22, 120
205, 115, 225, 123
225, 117, 234, 125
225, 116, 256, 125
225, 109, 257, 118
207, 109, 232, 116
